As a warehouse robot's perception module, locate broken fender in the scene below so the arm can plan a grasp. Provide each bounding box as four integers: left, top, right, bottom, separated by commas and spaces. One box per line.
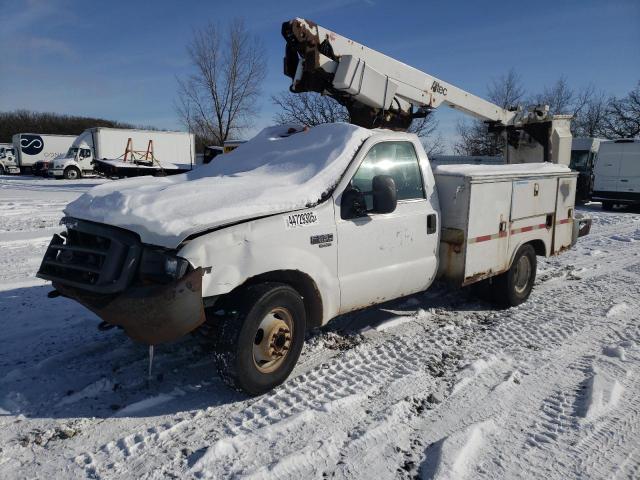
55, 268, 206, 345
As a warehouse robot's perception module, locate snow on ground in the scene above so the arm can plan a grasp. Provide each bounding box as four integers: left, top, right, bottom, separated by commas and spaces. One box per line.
1, 175, 639, 479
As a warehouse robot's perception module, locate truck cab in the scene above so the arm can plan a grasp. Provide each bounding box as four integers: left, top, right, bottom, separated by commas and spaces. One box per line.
570, 137, 604, 203
0, 146, 19, 174
49, 144, 94, 179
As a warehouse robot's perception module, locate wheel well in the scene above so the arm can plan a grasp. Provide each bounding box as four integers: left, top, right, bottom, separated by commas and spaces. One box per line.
527, 239, 546, 257
227, 270, 324, 330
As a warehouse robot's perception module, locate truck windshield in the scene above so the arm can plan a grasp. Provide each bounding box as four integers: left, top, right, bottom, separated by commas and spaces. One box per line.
67, 147, 79, 158
570, 150, 589, 171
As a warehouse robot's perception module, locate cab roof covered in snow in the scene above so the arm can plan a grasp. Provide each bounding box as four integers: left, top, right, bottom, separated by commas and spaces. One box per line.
64, 123, 374, 248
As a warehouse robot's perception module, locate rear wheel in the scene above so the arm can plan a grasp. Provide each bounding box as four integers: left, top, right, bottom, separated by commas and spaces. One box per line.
64, 166, 81, 180
214, 282, 306, 395
494, 244, 537, 307
602, 201, 614, 211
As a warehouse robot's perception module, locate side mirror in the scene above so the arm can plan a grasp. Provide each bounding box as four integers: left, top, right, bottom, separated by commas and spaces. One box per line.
340, 188, 367, 219
372, 175, 397, 214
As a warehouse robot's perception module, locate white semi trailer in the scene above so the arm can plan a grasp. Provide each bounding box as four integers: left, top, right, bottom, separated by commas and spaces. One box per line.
12, 133, 76, 174
48, 127, 196, 179
37, 18, 590, 395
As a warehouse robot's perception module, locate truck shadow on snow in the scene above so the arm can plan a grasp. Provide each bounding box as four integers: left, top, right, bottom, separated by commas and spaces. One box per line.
0, 281, 491, 421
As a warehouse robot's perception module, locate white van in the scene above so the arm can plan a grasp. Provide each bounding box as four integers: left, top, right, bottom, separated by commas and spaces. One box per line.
593, 139, 640, 210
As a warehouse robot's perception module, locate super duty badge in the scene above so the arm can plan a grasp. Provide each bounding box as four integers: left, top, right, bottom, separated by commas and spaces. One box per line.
284, 211, 318, 229
310, 234, 334, 248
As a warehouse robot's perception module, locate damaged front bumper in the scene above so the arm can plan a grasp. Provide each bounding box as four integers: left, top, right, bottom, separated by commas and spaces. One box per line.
54, 268, 208, 345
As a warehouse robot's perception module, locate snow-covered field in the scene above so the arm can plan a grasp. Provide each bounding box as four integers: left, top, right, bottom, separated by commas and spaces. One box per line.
1, 175, 639, 479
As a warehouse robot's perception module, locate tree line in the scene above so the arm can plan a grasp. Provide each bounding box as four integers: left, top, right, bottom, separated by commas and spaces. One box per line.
0, 110, 141, 144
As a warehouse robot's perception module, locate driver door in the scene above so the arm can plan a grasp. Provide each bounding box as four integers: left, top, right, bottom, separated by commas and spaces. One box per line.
335, 140, 438, 314
79, 148, 93, 171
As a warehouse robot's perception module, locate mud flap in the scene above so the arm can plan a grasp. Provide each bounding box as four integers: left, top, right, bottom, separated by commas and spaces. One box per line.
55, 268, 206, 345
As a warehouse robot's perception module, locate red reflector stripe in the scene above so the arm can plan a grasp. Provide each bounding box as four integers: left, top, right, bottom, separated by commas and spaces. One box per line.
470, 217, 571, 244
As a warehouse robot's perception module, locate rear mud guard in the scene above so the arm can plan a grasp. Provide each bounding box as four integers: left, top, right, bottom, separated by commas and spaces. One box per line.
55, 268, 206, 345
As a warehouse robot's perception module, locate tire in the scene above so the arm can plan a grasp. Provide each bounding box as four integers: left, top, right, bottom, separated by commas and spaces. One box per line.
493, 244, 537, 307
602, 201, 614, 211
64, 166, 81, 180
0, 165, 5, 175
214, 282, 306, 395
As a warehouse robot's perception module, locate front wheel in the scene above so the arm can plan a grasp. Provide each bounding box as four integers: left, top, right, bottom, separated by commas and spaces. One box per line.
602, 201, 615, 211
214, 283, 306, 395
64, 166, 81, 180
494, 244, 537, 307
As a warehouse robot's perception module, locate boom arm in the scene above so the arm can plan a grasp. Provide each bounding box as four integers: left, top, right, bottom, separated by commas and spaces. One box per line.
282, 18, 572, 164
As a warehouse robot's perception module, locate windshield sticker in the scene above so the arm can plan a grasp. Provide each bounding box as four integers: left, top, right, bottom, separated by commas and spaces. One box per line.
285, 211, 318, 229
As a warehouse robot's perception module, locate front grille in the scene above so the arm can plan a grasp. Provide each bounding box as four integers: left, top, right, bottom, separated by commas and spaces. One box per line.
38, 220, 141, 294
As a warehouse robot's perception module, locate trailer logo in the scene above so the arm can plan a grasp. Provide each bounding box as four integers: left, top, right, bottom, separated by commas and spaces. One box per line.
431, 81, 447, 96
20, 135, 44, 155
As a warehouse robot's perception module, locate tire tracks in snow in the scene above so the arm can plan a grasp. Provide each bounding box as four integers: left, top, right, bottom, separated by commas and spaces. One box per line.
68, 209, 640, 479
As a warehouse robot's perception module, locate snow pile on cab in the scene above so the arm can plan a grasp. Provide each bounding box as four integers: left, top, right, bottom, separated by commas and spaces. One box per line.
65, 123, 373, 247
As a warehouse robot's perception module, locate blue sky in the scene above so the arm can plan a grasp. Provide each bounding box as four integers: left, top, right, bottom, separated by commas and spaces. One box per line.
1, 0, 638, 151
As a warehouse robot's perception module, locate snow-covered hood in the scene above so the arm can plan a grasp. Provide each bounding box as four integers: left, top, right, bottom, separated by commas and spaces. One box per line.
65, 123, 373, 248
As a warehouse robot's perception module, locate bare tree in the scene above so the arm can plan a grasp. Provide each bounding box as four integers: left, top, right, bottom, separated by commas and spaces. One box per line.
455, 68, 525, 156
271, 91, 444, 155
271, 92, 350, 125
602, 82, 640, 138
572, 89, 609, 138
176, 20, 266, 146
487, 68, 525, 108
530, 76, 574, 115
408, 114, 444, 156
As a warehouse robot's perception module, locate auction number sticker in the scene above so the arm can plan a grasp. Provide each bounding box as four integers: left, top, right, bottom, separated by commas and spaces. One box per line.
284, 211, 318, 229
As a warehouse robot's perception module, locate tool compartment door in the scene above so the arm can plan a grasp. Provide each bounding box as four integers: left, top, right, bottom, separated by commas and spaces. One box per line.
463, 180, 512, 284
509, 178, 557, 260
553, 176, 577, 253
510, 178, 558, 220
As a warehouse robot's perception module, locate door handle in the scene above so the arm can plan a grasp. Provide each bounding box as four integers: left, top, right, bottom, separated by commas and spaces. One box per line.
427, 214, 437, 234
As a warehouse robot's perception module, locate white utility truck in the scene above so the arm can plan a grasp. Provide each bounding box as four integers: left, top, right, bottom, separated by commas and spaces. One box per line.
38, 18, 590, 395
12, 133, 76, 174
592, 139, 640, 210
48, 127, 196, 179
0, 143, 19, 174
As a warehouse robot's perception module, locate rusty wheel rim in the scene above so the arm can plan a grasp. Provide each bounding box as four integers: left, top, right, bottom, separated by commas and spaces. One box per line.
253, 307, 293, 374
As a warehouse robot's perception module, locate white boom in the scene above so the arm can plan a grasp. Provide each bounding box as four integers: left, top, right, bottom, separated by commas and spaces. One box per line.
282, 18, 572, 164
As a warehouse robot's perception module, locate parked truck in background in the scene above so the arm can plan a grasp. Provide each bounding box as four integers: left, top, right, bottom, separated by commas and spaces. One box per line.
48, 127, 196, 179
592, 139, 640, 210
0, 143, 20, 175
12, 133, 76, 174
570, 137, 606, 203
